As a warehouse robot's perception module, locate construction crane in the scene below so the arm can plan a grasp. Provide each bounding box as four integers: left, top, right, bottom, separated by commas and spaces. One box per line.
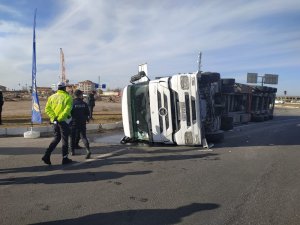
60, 48, 68, 84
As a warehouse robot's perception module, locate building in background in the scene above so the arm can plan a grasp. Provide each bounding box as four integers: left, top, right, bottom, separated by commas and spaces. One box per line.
0, 85, 7, 91
77, 80, 96, 94
37, 87, 53, 96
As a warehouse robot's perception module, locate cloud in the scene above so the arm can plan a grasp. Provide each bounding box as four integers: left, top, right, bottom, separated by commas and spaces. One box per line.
0, 0, 299, 94
0, 3, 22, 18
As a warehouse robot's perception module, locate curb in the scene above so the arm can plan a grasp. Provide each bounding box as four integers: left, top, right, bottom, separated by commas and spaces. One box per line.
0, 121, 123, 137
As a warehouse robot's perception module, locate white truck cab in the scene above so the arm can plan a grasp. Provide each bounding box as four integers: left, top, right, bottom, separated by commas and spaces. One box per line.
121, 70, 223, 146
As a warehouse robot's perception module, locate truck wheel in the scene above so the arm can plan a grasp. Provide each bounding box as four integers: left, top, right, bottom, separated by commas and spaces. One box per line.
251, 115, 264, 122
271, 88, 277, 93
255, 86, 264, 92
263, 115, 269, 121
221, 86, 235, 93
269, 115, 274, 120
200, 72, 220, 83
206, 131, 224, 143
221, 116, 234, 130
240, 114, 251, 124
221, 78, 235, 86
255, 86, 269, 92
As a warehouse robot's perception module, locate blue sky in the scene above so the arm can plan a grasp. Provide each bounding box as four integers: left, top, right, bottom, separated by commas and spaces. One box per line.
0, 0, 299, 95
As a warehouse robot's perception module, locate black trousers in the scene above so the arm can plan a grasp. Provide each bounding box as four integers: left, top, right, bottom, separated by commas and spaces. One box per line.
89, 106, 94, 119
71, 124, 89, 151
69, 125, 80, 147
45, 121, 70, 157
0, 106, 2, 124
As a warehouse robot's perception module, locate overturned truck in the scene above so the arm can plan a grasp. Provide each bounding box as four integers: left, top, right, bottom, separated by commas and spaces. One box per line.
121, 71, 276, 146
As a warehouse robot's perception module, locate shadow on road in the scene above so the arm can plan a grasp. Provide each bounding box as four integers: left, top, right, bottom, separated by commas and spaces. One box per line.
0, 149, 218, 175
29, 203, 220, 225
0, 170, 152, 185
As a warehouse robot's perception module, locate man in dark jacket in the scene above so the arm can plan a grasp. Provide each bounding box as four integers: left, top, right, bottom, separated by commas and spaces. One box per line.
0, 90, 4, 125
70, 89, 91, 159
87, 91, 95, 119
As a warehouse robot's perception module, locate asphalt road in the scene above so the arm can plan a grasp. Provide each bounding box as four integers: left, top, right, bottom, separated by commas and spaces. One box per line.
0, 107, 299, 225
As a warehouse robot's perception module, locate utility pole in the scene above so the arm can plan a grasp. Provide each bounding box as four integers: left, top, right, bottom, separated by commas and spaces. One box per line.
198, 52, 202, 72
261, 76, 265, 86
60, 48, 66, 83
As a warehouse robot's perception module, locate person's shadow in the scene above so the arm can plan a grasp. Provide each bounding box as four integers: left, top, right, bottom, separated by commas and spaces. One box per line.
30, 203, 220, 225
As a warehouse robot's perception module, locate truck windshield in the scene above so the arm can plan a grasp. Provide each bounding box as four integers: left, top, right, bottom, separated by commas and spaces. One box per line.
130, 83, 151, 141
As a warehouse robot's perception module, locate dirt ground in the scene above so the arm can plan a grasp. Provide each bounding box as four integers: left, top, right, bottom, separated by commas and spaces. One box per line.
1, 99, 122, 128
1, 99, 298, 128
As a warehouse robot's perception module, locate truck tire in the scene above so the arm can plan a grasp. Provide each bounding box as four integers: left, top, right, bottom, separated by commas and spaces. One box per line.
221, 116, 234, 130
251, 115, 264, 122
263, 115, 269, 121
221, 78, 235, 86
240, 114, 251, 124
255, 86, 269, 92
214, 105, 223, 116
200, 72, 220, 84
269, 115, 274, 120
221, 86, 235, 93
206, 131, 224, 143
254, 86, 264, 92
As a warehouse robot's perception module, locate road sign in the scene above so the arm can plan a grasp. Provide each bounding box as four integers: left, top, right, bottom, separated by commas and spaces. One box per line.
264, 74, 278, 84
247, 73, 258, 83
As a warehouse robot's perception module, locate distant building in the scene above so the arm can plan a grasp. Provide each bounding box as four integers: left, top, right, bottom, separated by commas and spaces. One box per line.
77, 80, 96, 94
51, 83, 78, 94
0, 85, 7, 91
66, 83, 78, 95
51, 84, 56, 90
37, 87, 53, 96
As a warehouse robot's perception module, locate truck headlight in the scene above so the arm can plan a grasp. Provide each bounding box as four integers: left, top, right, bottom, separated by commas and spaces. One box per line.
180, 76, 189, 90
185, 132, 193, 145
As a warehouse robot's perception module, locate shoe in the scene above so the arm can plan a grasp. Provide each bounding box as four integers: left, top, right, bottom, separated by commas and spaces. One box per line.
62, 157, 73, 165
42, 155, 51, 165
85, 152, 91, 159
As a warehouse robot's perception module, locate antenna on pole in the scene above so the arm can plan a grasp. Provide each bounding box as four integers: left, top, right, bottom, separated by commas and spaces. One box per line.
198, 52, 202, 72
60, 48, 66, 83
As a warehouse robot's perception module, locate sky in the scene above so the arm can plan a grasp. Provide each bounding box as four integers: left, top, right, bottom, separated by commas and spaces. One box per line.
0, 0, 299, 95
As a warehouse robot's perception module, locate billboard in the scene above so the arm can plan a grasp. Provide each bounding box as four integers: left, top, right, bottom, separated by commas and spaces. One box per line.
247, 73, 258, 83
264, 74, 278, 84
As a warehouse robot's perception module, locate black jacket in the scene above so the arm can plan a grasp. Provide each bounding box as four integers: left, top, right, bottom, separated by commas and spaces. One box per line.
71, 98, 90, 125
87, 93, 95, 107
0, 92, 3, 107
